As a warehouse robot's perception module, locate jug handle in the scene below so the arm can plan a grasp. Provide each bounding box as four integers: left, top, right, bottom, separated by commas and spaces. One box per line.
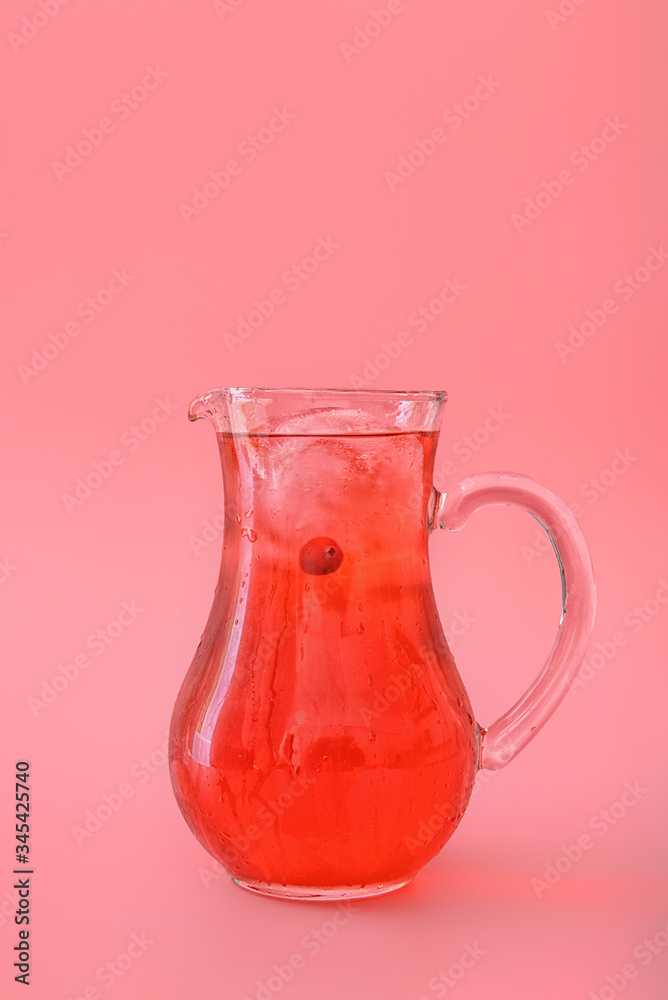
434, 472, 596, 771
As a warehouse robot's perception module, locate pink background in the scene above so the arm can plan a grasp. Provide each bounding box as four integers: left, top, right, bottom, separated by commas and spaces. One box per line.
2, 0, 668, 997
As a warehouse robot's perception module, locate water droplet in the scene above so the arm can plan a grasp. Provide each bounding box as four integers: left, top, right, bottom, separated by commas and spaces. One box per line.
244, 508, 254, 518
235, 514, 242, 523
357, 622, 365, 634
368, 731, 376, 743
241, 527, 257, 542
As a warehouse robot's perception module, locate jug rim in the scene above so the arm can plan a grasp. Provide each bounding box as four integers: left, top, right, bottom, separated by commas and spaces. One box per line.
190, 386, 447, 402
188, 387, 447, 433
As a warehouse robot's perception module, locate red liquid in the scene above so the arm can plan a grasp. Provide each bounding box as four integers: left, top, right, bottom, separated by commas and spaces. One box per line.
170, 430, 478, 890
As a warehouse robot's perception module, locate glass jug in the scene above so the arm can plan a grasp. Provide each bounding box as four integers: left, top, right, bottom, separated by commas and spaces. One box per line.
169, 388, 595, 900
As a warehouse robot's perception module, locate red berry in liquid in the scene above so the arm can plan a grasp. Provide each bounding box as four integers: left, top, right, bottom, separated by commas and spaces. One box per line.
299, 537, 343, 575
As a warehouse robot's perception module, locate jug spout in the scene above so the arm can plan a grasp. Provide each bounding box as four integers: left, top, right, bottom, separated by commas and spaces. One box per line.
188, 389, 225, 427
187, 388, 265, 433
